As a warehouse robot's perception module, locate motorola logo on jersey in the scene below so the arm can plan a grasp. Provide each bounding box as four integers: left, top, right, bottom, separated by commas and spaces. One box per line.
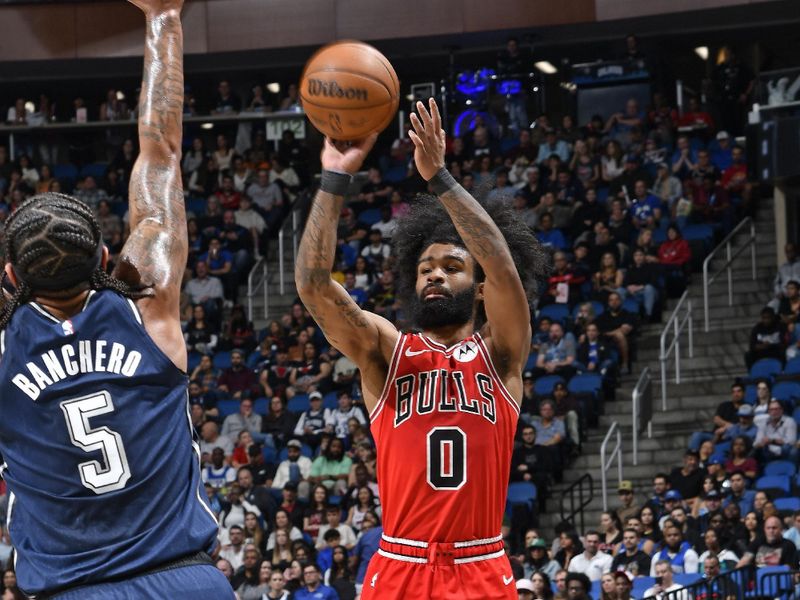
452, 341, 478, 363
393, 369, 496, 427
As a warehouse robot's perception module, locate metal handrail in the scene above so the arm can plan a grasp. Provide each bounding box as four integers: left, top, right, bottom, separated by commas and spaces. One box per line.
599, 422, 622, 512
559, 473, 593, 535
702, 217, 757, 332
658, 290, 694, 411
246, 256, 268, 322
631, 367, 652, 466
278, 207, 302, 296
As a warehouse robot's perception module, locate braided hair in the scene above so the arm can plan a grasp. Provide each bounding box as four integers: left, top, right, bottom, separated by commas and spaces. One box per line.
0, 192, 152, 330
392, 193, 550, 327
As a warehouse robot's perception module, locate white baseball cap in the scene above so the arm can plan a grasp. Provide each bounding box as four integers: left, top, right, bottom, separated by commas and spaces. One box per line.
517, 579, 535, 592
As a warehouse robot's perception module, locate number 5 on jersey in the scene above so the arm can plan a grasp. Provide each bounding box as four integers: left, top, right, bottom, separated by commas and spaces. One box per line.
60, 391, 131, 494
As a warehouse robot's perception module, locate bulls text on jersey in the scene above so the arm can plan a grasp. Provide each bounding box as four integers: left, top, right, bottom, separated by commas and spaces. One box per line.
393, 369, 496, 427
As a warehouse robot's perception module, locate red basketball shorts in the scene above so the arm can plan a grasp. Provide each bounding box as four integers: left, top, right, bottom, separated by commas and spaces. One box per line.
360, 534, 517, 600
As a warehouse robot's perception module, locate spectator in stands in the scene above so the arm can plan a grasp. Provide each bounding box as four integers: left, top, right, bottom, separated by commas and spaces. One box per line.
184, 261, 225, 318
511, 424, 553, 503
295, 563, 337, 600
651, 525, 699, 575
213, 81, 241, 117
652, 162, 682, 207
616, 480, 640, 524
783, 511, 800, 550
330, 392, 366, 440
598, 511, 623, 555
698, 528, 739, 574
575, 322, 616, 379
745, 307, 787, 368
589, 224, 620, 273
536, 129, 569, 165
360, 228, 391, 269
202, 447, 237, 490
74, 175, 109, 209
593, 253, 626, 305
770, 243, 800, 309
595, 292, 636, 372
624, 248, 660, 320
612, 526, 651, 577
185, 305, 219, 355
737, 515, 797, 568
754, 399, 798, 462
550, 382, 580, 447
536, 213, 568, 252
534, 322, 577, 379
289, 342, 331, 395
658, 224, 692, 296
645, 559, 688, 600
565, 572, 592, 600
567, 530, 612, 581
523, 538, 560, 579
671, 135, 698, 180
261, 397, 296, 449
724, 471, 755, 516
294, 391, 334, 449
316, 505, 356, 551
246, 169, 283, 220
222, 397, 262, 440
532, 400, 566, 479
218, 349, 259, 399
669, 450, 705, 502
689, 382, 746, 450
200, 420, 234, 461
309, 438, 352, 495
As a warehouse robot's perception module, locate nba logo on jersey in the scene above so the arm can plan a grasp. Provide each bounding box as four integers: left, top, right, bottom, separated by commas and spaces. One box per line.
453, 340, 478, 363
61, 320, 74, 336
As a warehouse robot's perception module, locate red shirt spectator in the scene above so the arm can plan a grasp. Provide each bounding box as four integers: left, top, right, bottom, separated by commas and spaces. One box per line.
658, 226, 691, 266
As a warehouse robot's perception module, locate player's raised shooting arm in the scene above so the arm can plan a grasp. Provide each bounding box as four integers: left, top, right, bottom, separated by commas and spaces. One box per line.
295, 140, 398, 375
118, 0, 186, 299
409, 99, 531, 373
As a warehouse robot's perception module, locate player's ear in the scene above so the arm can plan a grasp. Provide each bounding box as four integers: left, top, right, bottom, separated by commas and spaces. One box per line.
476, 281, 485, 301
4, 263, 19, 289
100, 246, 109, 270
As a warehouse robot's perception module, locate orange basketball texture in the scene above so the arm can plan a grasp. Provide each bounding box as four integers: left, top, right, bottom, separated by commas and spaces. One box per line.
300, 41, 400, 141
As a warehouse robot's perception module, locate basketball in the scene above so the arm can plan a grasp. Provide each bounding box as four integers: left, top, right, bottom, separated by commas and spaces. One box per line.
300, 40, 400, 141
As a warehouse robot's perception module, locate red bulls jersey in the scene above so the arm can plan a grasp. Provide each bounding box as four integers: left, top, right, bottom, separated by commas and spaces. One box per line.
370, 331, 519, 543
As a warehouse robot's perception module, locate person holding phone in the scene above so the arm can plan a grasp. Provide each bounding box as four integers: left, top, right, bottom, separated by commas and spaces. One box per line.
644, 560, 688, 600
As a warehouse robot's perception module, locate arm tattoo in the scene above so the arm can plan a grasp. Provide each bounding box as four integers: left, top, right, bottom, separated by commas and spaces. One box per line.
439, 185, 507, 261
295, 191, 341, 291
119, 9, 187, 290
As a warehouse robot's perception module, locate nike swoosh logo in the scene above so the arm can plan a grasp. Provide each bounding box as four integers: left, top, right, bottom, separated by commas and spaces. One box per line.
405, 348, 432, 357
503, 575, 514, 586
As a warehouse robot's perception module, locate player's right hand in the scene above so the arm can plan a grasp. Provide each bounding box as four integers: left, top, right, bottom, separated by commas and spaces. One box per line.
127, 0, 183, 16
321, 134, 378, 175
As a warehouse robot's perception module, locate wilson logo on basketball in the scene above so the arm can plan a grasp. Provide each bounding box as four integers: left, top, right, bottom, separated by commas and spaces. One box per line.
307, 79, 368, 101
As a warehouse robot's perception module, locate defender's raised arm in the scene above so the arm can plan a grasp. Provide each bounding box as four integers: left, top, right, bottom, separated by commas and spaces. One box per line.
118, 0, 187, 367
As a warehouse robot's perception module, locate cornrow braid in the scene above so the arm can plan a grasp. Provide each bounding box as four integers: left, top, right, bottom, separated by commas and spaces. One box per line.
0, 192, 152, 330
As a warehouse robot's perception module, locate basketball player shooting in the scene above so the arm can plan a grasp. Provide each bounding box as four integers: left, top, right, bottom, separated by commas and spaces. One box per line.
0, 1, 233, 598
296, 98, 547, 599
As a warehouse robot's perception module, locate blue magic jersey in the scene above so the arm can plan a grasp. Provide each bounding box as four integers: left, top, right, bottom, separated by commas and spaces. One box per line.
0, 290, 218, 595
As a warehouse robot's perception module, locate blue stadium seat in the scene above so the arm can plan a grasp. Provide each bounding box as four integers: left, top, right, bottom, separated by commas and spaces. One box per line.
568, 373, 603, 397
253, 397, 269, 414
53, 163, 78, 185
538, 304, 570, 324
262, 445, 278, 465
793, 406, 800, 425
772, 381, 800, 405
79, 163, 109, 180
217, 399, 240, 418
246, 352, 262, 370
653, 228, 667, 244
622, 297, 640, 315
755, 475, 791, 498
749, 358, 783, 381
323, 391, 338, 410
524, 353, 538, 371
774, 497, 800, 514
186, 196, 207, 215
715, 440, 731, 456
506, 482, 536, 513
631, 577, 655, 600
674, 573, 702, 586
384, 165, 406, 183
590, 581, 602, 600
213, 351, 232, 370
287, 394, 310, 414
763, 460, 796, 477
187, 351, 202, 372
682, 224, 714, 244
744, 384, 757, 405
753, 565, 791, 598
359, 208, 382, 226
784, 356, 800, 376
534, 375, 563, 397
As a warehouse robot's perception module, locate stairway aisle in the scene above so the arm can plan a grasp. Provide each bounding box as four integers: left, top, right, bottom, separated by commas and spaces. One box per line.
538, 199, 777, 538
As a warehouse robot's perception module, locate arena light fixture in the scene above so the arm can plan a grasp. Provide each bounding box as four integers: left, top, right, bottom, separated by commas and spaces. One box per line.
116, 91, 126, 101
534, 61, 557, 74
694, 46, 709, 61
200, 122, 214, 130
266, 82, 281, 94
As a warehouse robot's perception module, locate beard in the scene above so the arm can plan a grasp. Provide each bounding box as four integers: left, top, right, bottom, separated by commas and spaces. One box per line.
408, 284, 477, 330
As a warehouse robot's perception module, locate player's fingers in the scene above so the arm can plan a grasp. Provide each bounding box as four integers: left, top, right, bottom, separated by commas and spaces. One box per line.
429, 98, 442, 133
409, 112, 424, 137
415, 100, 434, 134
408, 130, 423, 148
350, 131, 379, 152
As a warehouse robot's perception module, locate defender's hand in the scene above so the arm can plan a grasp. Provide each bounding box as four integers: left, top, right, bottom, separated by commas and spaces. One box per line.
127, 0, 183, 15
409, 98, 446, 181
321, 134, 378, 175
